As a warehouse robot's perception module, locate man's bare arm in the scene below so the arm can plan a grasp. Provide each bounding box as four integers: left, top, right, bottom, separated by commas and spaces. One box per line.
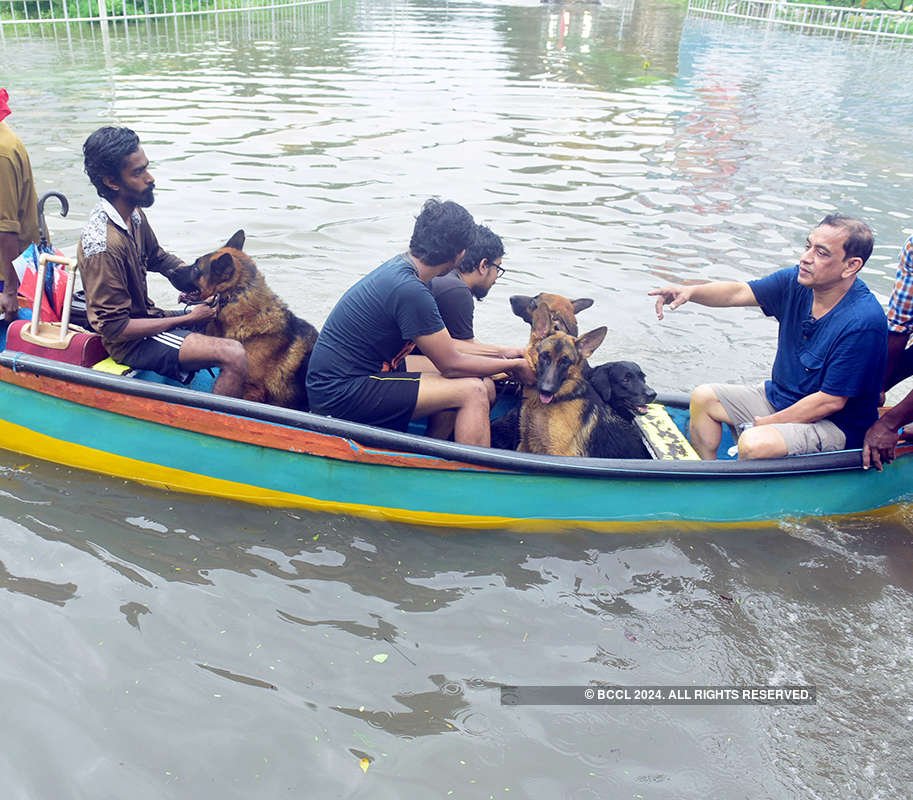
648, 281, 758, 320
452, 338, 524, 359
753, 391, 847, 426
415, 329, 532, 382
117, 301, 216, 340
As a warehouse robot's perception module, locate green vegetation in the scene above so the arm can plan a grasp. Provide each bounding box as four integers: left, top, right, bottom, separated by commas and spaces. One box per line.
2, 0, 221, 21
794, 0, 912, 11
782, 0, 913, 35
686, 0, 913, 36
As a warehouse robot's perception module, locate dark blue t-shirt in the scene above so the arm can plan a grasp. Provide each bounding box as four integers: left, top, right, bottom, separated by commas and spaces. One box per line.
430, 271, 474, 340
748, 266, 887, 448
306, 253, 445, 409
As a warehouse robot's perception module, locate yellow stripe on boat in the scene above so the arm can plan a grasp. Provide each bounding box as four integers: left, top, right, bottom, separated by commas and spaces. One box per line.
0, 417, 783, 533
0, 417, 625, 531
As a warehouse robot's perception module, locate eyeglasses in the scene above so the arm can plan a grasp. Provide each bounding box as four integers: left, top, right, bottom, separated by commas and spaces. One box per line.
495, 264, 506, 279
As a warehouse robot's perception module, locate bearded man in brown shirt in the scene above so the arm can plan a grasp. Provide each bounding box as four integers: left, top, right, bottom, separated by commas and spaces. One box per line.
78, 126, 247, 396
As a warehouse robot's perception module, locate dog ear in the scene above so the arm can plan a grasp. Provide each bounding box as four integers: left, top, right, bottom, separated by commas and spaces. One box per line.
510, 295, 535, 323
576, 326, 607, 359
224, 230, 245, 251
589, 365, 612, 404
530, 304, 553, 341
572, 298, 594, 314
210, 252, 235, 282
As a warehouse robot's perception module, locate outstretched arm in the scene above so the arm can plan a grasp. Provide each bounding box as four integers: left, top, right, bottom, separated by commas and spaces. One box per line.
648, 281, 757, 320
452, 338, 525, 359
415, 329, 533, 383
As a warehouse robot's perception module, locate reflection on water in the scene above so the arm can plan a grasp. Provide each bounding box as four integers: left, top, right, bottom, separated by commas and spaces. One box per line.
3, 451, 913, 797
2, 2, 913, 796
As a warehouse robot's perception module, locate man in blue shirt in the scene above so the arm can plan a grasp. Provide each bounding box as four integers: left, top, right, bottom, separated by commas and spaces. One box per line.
306, 199, 532, 447
649, 214, 886, 460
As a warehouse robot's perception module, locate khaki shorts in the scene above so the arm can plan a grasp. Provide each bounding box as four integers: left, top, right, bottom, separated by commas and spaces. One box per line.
710, 383, 846, 456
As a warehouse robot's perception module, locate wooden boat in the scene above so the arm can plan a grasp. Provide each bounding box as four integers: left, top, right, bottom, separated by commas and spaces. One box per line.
2, 331, 912, 530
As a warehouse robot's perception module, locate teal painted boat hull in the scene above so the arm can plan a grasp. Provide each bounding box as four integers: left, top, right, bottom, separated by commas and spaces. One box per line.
1, 350, 911, 529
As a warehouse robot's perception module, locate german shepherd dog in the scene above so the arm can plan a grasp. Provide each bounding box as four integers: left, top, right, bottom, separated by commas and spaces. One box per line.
517, 305, 651, 458
490, 292, 594, 451
170, 231, 318, 410
509, 293, 593, 337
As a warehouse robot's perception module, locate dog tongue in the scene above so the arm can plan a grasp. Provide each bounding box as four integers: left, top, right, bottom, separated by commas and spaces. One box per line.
539, 391, 554, 404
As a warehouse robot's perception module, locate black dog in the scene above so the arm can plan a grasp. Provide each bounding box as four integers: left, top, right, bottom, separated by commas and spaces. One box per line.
587, 360, 656, 458
589, 360, 656, 419
493, 358, 657, 456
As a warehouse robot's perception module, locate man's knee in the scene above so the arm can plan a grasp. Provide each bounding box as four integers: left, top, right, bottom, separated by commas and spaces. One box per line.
690, 383, 719, 412
205, 336, 247, 373
181, 334, 247, 374
482, 377, 496, 405
737, 426, 787, 460
453, 377, 489, 411
691, 383, 733, 425
467, 377, 489, 405
219, 338, 247, 373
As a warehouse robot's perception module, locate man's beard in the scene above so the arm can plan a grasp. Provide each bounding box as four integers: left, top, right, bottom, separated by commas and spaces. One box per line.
128, 186, 155, 208
470, 284, 489, 301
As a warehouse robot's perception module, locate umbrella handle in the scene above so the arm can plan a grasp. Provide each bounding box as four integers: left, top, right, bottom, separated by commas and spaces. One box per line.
37, 191, 69, 249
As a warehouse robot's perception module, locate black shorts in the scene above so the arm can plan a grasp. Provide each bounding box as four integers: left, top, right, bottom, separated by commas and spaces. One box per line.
118, 328, 195, 382
311, 371, 422, 432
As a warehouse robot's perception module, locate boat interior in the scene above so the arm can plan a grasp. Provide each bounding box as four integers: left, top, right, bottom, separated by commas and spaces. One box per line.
0, 302, 741, 462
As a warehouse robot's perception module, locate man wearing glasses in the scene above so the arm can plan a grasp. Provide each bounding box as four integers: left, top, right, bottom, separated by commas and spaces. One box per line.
406, 223, 521, 441
307, 202, 532, 447
426, 223, 507, 348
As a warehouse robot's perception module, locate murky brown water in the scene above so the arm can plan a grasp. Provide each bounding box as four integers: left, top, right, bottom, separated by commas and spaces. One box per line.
2, 1, 913, 796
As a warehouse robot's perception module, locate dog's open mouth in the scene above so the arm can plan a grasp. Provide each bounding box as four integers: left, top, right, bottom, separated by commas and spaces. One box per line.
539, 391, 555, 404
179, 289, 202, 304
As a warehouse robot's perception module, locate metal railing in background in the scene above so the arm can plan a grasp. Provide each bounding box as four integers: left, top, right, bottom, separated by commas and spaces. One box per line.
1, 0, 329, 26
688, 0, 913, 40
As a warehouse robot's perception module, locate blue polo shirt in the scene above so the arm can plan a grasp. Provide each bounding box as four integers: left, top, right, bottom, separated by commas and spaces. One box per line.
748, 266, 887, 449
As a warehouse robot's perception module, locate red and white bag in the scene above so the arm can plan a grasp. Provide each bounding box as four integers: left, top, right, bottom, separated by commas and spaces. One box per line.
12, 243, 70, 322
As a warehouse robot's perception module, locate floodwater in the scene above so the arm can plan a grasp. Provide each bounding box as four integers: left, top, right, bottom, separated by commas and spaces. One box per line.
2, 1, 913, 796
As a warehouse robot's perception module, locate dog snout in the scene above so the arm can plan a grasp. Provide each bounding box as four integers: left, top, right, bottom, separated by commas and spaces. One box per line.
537, 363, 563, 396
169, 263, 201, 293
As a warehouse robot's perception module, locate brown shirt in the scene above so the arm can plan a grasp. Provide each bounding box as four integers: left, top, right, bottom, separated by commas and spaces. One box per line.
0, 121, 39, 253
77, 200, 183, 362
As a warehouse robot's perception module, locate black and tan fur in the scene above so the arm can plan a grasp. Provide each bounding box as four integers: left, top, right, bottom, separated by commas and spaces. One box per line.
171, 231, 318, 410
510, 293, 593, 338
518, 305, 607, 457
518, 306, 648, 458
491, 291, 593, 451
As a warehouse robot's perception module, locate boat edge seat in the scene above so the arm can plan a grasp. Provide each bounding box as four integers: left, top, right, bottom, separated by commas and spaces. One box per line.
92, 357, 134, 376
636, 403, 700, 460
